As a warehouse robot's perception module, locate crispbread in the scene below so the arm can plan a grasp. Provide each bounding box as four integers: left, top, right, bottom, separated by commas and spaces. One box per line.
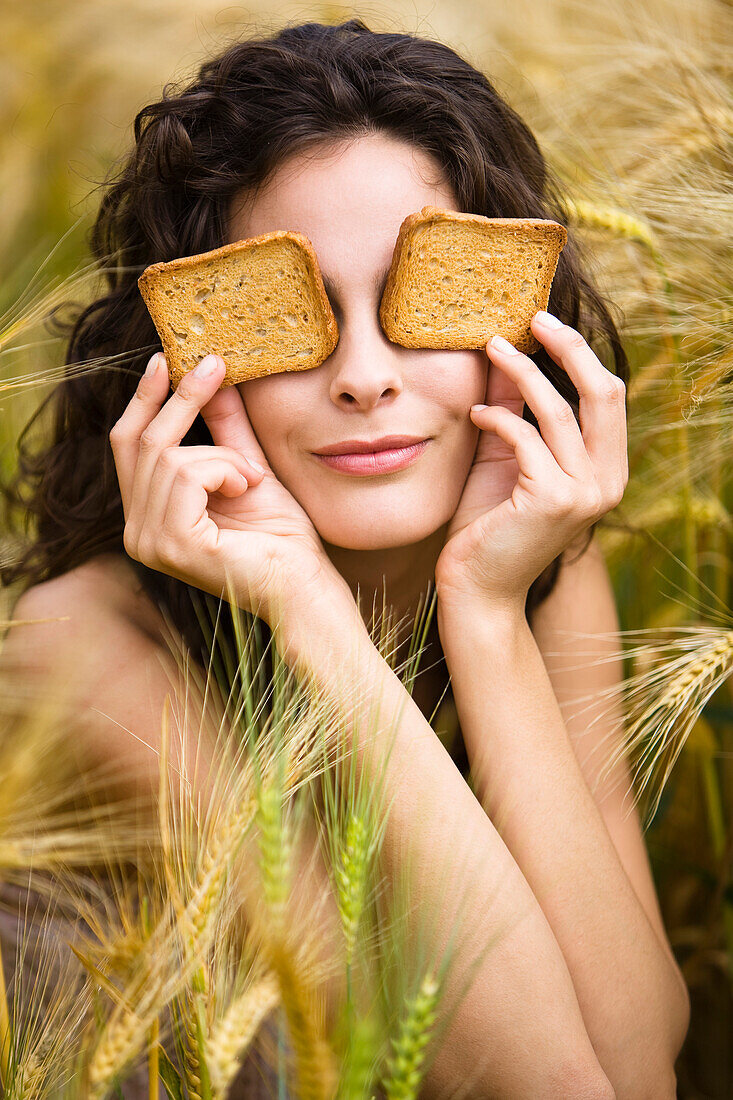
379, 206, 567, 355
137, 231, 339, 389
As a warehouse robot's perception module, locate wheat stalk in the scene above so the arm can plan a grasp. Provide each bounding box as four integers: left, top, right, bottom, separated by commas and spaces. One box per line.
206, 970, 280, 1096
382, 971, 441, 1100
147, 1015, 159, 1100
0, 938, 9, 1089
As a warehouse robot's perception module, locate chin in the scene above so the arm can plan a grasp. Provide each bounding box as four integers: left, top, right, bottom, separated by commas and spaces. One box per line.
307, 499, 445, 551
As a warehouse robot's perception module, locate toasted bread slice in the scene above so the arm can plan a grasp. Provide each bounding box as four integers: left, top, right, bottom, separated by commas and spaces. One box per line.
137, 231, 339, 388
379, 206, 567, 355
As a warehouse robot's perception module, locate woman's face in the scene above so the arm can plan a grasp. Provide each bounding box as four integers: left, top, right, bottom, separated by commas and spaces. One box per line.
228, 132, 486, 551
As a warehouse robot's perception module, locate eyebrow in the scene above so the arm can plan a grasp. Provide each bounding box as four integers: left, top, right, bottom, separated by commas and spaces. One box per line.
320, 266, 392, 301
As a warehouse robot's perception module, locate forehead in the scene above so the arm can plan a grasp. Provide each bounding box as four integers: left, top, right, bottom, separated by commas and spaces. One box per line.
227, 134, 459, 285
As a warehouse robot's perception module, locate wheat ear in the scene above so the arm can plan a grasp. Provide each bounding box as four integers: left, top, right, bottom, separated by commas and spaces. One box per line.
88, 1008, 152, 1097
255, 779, 292, 935
562, 197, 657, 251
267, 937, 338, 1100
335, 813, 369, 967
206, 971, 280, 1096
382, 972, 441, 1100
179, 798, 257, 956
638, 493, 733, 534
177, 962, 215, 1100
599, 630, 733, 826
337, 1012, 382, 1100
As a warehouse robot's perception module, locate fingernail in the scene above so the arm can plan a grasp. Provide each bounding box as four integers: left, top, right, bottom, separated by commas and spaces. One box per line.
490, 335, 519, 354
471, 404, 488, 413
248, 458, 265, 475
534, 310, 563, 329
194, 354, 221, 377
145, 352, 163, 378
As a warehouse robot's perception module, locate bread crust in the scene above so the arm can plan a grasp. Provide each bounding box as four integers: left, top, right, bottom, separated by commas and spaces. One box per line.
379, 205, 567, 355
137, 229, 339, 388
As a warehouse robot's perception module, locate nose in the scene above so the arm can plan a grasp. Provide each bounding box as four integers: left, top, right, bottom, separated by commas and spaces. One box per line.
326, 314, 404, 410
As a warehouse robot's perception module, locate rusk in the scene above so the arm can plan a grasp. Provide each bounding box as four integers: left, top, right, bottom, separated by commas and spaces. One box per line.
379, 205, 567, 355
138, 231, 339, 389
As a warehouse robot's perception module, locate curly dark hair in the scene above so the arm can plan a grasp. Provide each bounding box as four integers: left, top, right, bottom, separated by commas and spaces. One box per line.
1, 17, 629, 686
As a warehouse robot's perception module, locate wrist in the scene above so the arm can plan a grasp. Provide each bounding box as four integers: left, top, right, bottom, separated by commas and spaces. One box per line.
265, 572, 373, 684
439, 606, 535, 702
252, 549, 353, 632
436, 579, 527, 632
437, 589, 529, 657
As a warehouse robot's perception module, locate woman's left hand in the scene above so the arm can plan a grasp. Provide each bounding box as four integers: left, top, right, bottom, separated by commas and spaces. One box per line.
434, 311, 628, 612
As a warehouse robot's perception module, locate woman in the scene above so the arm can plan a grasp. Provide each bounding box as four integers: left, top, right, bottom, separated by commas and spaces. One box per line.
1, 17, 689, 1097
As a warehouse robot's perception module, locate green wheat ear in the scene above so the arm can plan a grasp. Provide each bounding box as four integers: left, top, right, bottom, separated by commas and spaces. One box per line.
255, 778, 292, 931
382, 972, 441, 1100
335, 813, 369, 966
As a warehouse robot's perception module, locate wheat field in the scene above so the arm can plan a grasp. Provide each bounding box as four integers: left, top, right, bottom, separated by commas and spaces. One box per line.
0, 0, 731, 1095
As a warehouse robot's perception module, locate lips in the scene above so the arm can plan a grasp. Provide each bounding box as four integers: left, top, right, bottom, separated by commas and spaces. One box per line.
312, 439, 430, 476
313, 435, 428, 455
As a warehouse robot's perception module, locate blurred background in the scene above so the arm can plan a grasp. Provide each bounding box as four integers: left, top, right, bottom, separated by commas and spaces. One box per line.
0, 0, 731, 1095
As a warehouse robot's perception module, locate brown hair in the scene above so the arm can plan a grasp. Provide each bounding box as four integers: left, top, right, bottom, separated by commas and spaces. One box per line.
1, 17, 629, 676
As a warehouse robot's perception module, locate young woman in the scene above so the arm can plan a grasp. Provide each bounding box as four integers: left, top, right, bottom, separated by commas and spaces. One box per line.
1, 17, 689, 1097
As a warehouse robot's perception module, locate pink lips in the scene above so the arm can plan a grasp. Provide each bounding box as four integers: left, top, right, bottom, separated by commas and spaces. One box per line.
313, 440, 430, 475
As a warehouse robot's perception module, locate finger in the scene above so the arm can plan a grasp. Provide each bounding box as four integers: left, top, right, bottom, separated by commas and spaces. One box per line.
142, 457, 250, 564
109, 351, 171, 518
199, 369, 271, 471
141, 446, 263, 539
469, 403, 567, 487
144, 353, 227, 448
484, 349, 525, 416
529, 312, 628, 490
487, 336, 593, 480
127, 355, 230, 540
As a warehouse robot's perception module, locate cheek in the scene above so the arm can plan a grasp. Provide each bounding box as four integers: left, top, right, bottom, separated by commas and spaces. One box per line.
417, 350, 487, 418
434, 352, 486, 469
236, 377, 301, 463
457, 349, 488, 402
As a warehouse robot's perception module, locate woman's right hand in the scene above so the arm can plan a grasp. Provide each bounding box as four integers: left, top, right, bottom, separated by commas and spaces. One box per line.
109, 351, 351, 626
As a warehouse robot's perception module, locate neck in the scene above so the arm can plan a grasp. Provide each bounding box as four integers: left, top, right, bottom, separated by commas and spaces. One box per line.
321, 523, 447, 642
323, 525, 451, 718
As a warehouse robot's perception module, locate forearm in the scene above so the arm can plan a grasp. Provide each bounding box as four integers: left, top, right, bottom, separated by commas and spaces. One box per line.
438, 599, 684, 1098
269, 589, 616, 1099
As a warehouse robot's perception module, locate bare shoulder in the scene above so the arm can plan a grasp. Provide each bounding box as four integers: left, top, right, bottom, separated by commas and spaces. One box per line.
5, 552, 169, 660
1, 554, 180, 791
